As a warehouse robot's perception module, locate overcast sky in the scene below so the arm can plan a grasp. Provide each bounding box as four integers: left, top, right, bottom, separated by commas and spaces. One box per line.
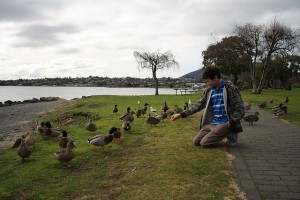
0, 0, 299, 80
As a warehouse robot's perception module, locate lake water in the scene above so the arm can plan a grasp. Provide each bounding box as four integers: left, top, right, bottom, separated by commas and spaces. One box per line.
0, 86, 177, 102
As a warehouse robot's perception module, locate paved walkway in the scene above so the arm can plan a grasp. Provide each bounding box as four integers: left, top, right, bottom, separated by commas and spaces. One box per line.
228, 107, 300, 200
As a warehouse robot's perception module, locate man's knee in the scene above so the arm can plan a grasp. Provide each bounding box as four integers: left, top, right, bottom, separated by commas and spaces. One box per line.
194, 142, 201, 146
200, 139, 216, 148
200, 140, 209, 148
193, 138, 201, 146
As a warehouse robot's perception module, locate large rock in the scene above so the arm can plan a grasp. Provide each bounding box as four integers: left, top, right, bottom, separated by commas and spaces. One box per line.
39, 97, 59, 102
4, 100, 14, 105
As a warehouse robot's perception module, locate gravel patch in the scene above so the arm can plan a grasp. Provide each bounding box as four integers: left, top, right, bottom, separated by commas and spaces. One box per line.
0, 99, 71, 149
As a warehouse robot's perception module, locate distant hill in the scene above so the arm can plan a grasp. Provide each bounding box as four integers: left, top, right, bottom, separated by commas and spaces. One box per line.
180, 68, 202, 79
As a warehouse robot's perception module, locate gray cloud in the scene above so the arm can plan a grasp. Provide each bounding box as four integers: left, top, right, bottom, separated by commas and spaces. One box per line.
71, 64, 93, 70
14, 24, 81, 47
57, 48, 81, 54
182, 0, 300, 36
0, 0, 299, 80
0, 0, 64, 22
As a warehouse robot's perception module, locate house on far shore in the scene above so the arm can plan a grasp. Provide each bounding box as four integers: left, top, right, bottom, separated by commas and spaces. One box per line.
192, 83, 206, 90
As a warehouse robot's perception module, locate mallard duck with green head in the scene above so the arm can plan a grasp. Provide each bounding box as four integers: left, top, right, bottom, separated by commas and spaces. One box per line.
271, 103, 283, 113
274, 106, 287, 119
87, 133, 114, 151
109, 127, 122, 144
43, 122, 62, 138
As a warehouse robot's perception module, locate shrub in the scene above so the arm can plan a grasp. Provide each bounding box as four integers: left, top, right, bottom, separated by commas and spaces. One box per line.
291, 83, 300, 88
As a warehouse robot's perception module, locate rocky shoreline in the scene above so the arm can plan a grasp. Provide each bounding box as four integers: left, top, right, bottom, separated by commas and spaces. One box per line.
0, 96, 61, 107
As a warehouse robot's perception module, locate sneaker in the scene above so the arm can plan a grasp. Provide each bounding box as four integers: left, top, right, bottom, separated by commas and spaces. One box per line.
225, 140, 238, 147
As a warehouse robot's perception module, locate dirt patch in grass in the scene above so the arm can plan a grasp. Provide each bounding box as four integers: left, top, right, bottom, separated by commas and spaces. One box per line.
56, 111, 101, 127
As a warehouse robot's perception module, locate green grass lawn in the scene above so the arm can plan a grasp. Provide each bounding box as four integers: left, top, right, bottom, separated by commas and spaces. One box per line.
0, 94, 238, 200
1, 88, 299, 199
242, 88, 300, 125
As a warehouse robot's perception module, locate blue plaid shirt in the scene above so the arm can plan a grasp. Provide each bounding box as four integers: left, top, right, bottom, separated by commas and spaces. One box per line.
209, 80, 229, 124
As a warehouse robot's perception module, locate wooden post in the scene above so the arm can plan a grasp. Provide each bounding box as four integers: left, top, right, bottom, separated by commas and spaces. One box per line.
174, 88, 178, 96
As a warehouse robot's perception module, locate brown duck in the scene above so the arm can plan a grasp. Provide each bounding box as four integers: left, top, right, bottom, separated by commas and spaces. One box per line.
11, 138, 22, 149
122, 120, 132, 131
183, 102, 189, 110
258, 102, 267, 109
59, 130, 69, 149
17, 135, 32, 163
141, 103, 149, 116
113, 104, 118, 114
119, 107, 135, 122
162, 101, 169, 112
136, 108, 142, 117
54, 139, 76, 167
86, 119, 97, 134
25, 132, 36, 148
155, 112, 168, 122
166, 109, 174, 117
174, 105, 183, 113
36, 121, 46, 135
146, 114, 160, 126
243, 112, 260, 125
245, 103, 251, 112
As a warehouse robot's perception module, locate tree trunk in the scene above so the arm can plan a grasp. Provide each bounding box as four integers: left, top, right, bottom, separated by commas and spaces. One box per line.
256, 53, 272, 94
233, 74, 238, 86
153, 70, 159, 95
251, 81, 257, 93
256, 71, 265, 94
251, 64, 257, 93
280, 79, 289, 90
268, 80, 274, 89
256, 62, 268, 94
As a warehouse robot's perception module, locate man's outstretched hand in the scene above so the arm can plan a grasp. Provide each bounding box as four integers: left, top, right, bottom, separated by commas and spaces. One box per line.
171, 114, 182, 121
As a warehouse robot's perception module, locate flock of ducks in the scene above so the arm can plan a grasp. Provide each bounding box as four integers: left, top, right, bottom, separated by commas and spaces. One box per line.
11, 95, 290, 165
243, 96, 289, 125
11, 120, 124, 167
11, 99, 192, 167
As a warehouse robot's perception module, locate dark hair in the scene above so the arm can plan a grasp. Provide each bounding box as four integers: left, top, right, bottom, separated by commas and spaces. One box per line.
202, 66, 221, 80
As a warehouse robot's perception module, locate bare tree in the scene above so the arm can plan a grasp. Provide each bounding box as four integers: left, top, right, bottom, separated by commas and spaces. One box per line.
234, 23, 263, 93
256, 19, 300, 93
133, 50, 179, 95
